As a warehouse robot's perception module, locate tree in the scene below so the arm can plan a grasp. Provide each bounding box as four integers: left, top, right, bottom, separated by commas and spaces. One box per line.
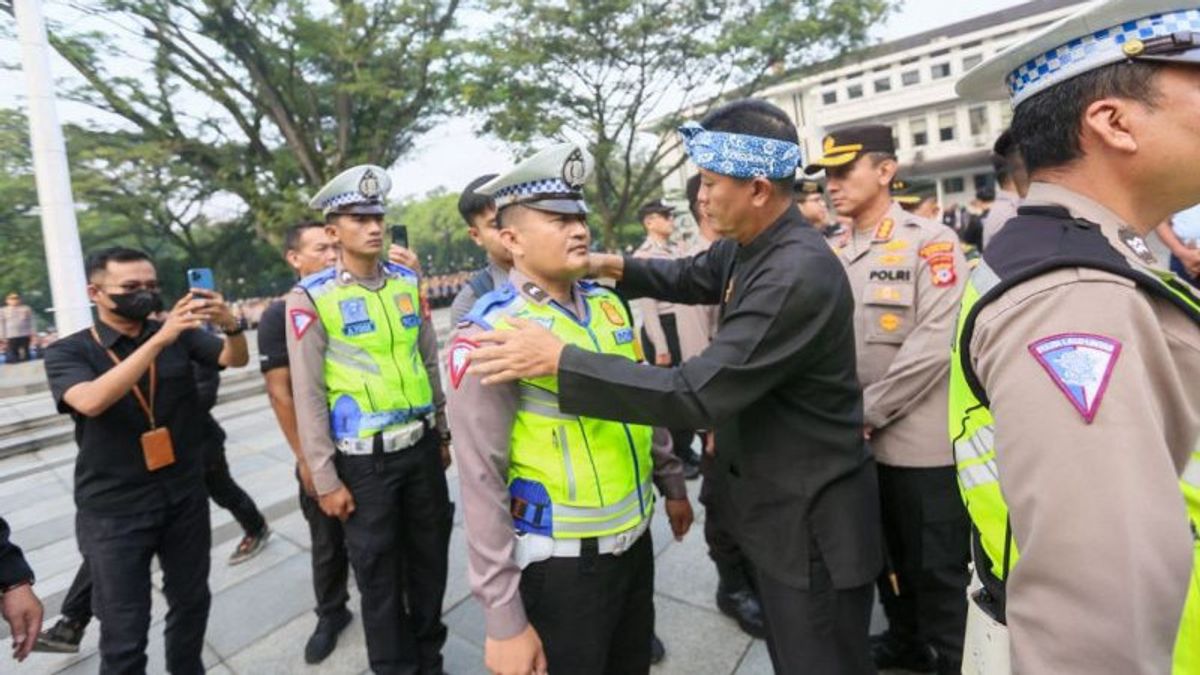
22, 0, 462, 242
390, 190, 484, 275
464, 0, 895, 247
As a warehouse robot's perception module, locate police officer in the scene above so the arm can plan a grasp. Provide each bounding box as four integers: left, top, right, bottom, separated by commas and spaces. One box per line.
980, 130, 1029, 249
258, 220, 353, 664
466, 99, 882, 674
286, 166, 453, 675
633, 199, 705, 477
794, 179, 832, 230
953, 2, 1200, 672
445, 143, 693, 675
450, 174, 512, 326
806, 125, 970, 674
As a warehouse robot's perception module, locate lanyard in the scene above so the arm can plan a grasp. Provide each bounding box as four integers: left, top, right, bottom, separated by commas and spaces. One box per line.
90, 327, 156, 428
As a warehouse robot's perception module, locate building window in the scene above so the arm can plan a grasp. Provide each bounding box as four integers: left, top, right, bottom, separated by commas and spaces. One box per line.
874, 77, 892, 93
968, 105, 989, 136
822, 90, 838, 105
974, 173, 993, 192
847, 83, 863, 99
938, 110, 956, 142
910, 116, 928, 147
943, 176, 966, 193
931, 62, 952, 79
963, 53, 983, 71
901, 70, 920, 86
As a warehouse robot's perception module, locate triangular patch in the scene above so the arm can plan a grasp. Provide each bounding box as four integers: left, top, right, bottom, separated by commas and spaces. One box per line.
447, 337, 479, 389
1028, 333, 1121, 424
290, 309, 316, 340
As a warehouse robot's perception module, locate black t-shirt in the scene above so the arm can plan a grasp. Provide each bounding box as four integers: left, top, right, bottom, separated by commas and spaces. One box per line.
45, 319, 223, 514
257, 299, 288, 374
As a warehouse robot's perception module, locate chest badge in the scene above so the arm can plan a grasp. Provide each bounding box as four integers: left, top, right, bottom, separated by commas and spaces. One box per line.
1118, 228, 1157, 265
1028, 333, 1121, 424
599, 300, 626, 326
879, 313, 902, 332
613, 327, 634, 344
339, 297, 376, 336
394, 293, 420, 328
873, 218, 895, 242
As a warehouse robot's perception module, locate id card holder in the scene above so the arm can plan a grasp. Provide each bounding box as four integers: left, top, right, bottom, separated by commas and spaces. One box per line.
141, 427, 176, 471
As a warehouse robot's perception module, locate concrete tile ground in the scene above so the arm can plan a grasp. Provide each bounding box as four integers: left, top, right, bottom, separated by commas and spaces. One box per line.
0, 310, 915, 674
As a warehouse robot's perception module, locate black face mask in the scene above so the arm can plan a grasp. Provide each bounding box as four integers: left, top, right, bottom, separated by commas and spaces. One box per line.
107, 290, 163, 321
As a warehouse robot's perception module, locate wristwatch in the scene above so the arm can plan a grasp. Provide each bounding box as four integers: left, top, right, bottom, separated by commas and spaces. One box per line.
222, 318, 247, 336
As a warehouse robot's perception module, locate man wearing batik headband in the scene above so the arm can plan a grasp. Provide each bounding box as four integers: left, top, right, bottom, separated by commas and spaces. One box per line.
951, 1, 1200, 673
465, 98, 881, 674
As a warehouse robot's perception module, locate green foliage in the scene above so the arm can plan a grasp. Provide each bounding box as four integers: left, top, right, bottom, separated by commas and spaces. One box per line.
389, 190, 485, 275
464, 0, 896, 247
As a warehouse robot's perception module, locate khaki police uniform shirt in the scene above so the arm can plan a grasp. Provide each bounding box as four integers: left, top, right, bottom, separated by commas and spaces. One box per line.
285, 260, 448, 496
446, 270, 686, 641
632, 237, 712, 362
836, 201, 967, 467
0, 304, 34, 339
981, 188, 1020, 249
970, 182, 1200, 675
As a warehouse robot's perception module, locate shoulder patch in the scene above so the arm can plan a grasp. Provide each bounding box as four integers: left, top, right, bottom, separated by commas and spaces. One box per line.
919, 241, 955, 259
447, 337, 478, 389
297, 266, 337, 291
927, 254, 958, 287
1028, 333, 1121, 424
289, 308, 317, 339
382, 261, 418, 280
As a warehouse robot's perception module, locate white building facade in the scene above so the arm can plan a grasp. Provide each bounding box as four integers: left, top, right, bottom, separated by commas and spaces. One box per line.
660, 0, 1083, 209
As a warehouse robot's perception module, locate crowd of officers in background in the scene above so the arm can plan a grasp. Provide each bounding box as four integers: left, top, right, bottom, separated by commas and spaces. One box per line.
1, 2, 1199, 673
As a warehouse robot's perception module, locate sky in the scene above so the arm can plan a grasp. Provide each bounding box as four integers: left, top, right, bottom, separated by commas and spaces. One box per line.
3, 0, 1032, 201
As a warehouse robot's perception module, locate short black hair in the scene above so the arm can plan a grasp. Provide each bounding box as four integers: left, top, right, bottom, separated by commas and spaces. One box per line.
976, 187, 996, 202
458, 174, 499, 225
1010, 61, 1162, 175
686, 174, 701, 222
284, 220, 326, 252
85, 246, 151, 282
698, 98, 798, 193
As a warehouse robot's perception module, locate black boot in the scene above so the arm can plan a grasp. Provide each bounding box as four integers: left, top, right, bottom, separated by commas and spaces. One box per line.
714, 575, 767, 639
870, 631, 937, 673
650, 633, 666, 664
305, 608, 353, 664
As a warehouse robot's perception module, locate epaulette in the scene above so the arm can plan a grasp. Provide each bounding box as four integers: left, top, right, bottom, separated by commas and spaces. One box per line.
382, 261, 418, 280
462, 283, 519, 330
297, 266, 337, 291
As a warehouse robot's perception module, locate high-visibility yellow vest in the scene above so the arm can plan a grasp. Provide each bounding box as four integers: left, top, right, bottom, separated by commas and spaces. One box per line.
299, 263, 433, 440
464, 281, 654, 539
947, 207, 1200, 673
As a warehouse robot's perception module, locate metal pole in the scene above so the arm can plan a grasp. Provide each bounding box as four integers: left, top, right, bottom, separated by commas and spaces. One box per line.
14, 0, 91, 333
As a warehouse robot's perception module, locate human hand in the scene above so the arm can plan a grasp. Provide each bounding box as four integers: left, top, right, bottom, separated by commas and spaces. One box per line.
189, 289, 238, 332
154, 293, 206, 345
654, 352, 671, 366
863, 426, 874, 440
468, 318, 565, 385
1, 583, 42, 662
318, 485, 356, 521
440, 441, 453, 470
704, 431, 716, 457
1182, 248, 1200, 279
587, 253, 624, 280
388, 245, 421, 271
297, 462, 317, 498
665, 498, 694, 541
484, 624, 547, 675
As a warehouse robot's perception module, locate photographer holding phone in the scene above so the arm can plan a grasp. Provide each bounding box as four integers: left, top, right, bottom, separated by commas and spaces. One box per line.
40, 247, 246, 673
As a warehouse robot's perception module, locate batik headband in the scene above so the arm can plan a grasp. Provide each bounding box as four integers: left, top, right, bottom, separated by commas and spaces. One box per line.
678, 121, 802, 180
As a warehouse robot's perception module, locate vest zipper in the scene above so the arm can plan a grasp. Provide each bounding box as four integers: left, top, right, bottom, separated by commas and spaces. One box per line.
580, 322, 644, 516
556, 425, 577, 502
575, 419, 605, 507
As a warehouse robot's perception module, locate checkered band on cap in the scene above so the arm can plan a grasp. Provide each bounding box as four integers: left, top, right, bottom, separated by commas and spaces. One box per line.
1007, 8, 1200, 105
492, 178, 578, 208
322, 192, 383, 209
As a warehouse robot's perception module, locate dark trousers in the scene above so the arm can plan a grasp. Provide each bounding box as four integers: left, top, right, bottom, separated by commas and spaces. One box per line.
522, 531, 654, 675
5, 335, 30, 363
875, 464, 970, 665
202, 419, 266, 536
76, 493, 211, 675
336, 433, 452, 675
756, 558, 876, 675
297, 477, 351, 618
699, 447, 756, 590
640, 317, 696, 464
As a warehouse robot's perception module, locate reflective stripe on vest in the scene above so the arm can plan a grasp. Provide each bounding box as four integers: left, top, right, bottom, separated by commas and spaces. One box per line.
302, 265, 434, 440
949, 208, 1200, 597
467, 282, 655, 540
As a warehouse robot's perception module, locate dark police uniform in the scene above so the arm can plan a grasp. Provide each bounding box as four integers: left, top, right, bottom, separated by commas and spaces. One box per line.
0, 517, 34, 592
556, 205, 882, 673
258, 299, 351, 625
45, 319, 221, 674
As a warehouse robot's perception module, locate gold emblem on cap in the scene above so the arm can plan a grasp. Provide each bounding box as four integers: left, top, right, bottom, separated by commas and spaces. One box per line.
823, 135, 837, 152
1122, 39, 1145, 57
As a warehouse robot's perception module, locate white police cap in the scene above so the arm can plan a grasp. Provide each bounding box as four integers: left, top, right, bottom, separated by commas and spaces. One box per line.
957, 0, 1200, 106
308, 165, 392, 216
476, 143, 594, 216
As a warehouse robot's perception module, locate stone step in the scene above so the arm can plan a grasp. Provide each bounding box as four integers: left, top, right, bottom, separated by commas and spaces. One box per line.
0, 371, 267, 459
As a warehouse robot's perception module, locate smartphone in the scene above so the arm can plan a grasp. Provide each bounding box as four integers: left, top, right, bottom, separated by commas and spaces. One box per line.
186, 268, 215, 292
390, 224, 409, 249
